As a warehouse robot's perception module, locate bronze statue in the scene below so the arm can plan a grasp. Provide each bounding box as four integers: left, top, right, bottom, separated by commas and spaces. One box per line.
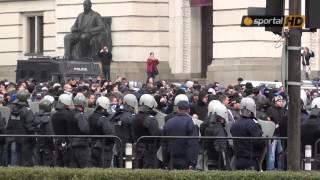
64, 0, 111, 60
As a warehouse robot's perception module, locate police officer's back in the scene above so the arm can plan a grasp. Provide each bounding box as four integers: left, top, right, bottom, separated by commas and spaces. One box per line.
109, 94, 137, 167
200, 101, 230, 170
33, 99, 54, 166
302, 97, 320, 169
88, 96, 115, 168
51, 94, 74, 167
132, 94, 160, 168
69, 93, 90, 168
162, 100, 199, 169
230, 97, 264, 170
6, 90, 35, 166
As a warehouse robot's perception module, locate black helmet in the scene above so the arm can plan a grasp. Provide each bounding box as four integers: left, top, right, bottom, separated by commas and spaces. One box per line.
39, 99, 52, 112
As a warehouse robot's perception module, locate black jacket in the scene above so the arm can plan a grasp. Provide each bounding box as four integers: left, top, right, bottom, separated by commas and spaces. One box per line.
7, 103, 34, 135
230, 117, 264, 159
51, 107, 74, 135
266, 106, 287, 136
69, 109, 90, 147
162, 113, 199, 168
301, 51, 315, 66
301, 116, 320, 156
131, 111, 160, 142
110, 105, 135, 144
88, 110, 115, 147
98, 51, 112, 66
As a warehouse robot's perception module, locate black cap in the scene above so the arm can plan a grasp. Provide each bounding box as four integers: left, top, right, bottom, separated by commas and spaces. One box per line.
177, 101, 190, 110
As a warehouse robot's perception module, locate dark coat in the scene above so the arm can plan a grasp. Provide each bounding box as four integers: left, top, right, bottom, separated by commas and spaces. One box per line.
301, 51, 315, 66
98, 51, 112, 66
230, 117, 264, 159
162, 113, 199, 169
266, 106, 287, 136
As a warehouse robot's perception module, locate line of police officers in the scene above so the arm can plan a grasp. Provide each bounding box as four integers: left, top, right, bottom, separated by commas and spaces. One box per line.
2, 88, 320, 170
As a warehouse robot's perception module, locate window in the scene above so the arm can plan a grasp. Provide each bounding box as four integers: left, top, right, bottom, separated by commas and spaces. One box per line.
26, 15, 43, 55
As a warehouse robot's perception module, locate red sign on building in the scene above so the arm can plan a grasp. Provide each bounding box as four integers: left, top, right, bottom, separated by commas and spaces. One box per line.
190, 0, 212, 7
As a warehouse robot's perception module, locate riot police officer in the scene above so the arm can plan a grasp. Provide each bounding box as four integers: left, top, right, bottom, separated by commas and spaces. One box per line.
301, 97, 320, 169
69, 93, 90, 168
132, 94, 161, 169
110, 94, 138, 167
51, 93, 74, 167
88, 96, 115, 168
162, 101, 199, 169
33, 98, 55, 166
6, 90, 35, 166
230, 97, 264, 171
200, 101, 230, 170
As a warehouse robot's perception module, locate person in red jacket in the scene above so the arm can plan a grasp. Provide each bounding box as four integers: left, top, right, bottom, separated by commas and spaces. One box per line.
146, 52, 159, 82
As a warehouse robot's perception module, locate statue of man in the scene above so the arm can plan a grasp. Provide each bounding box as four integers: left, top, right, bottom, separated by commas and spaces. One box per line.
64, 0, 106, 60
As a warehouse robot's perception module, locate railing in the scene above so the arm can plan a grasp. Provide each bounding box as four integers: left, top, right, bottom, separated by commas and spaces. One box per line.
134, 136, 288, 171
0, 135, 122, 168
3, 135, 320, 171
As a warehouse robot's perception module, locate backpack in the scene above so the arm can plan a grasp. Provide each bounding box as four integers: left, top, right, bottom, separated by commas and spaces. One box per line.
205, 120, 228, 152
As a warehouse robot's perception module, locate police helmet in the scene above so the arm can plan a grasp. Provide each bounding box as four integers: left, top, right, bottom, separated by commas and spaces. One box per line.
96, 96, 111, 110
139, 94, 157, 109
73, 93, 88, 107
43, 95, 55, 104
174, 94, 189, 106
123, 94, 138, 111
16, 90, 30, 102
58, 94, 73, 106
311, 97, 320, 109
210, 103, 228, 120
208, 100, 222, 115
39, 99, 52, 112
240, 97, 256, 117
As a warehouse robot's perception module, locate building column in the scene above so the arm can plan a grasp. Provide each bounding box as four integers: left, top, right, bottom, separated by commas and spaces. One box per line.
169, 0, 202, 77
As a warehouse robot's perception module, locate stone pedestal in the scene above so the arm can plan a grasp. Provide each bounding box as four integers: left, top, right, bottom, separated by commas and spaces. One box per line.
207, 58, 281, 85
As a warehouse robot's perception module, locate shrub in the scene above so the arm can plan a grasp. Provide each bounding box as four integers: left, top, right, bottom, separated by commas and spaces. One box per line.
0, 168, 319, 180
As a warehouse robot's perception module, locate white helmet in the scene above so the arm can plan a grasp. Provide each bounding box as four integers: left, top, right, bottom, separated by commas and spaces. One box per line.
73, 93, 88, 107
209, 103, 228, 120
139, 94, 157, 109
240, 97, 256, 117
123, 94, 138, 113
58, 94, 73, 106
311, 97, 320, 109
43, 95, 55, 104
208, 100, 222, 115
174, 94, 189, 106
96, 96, 111, 110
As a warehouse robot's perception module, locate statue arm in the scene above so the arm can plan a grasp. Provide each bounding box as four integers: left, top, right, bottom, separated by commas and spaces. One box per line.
71, 16, 79, 33
86, 14, 105, 34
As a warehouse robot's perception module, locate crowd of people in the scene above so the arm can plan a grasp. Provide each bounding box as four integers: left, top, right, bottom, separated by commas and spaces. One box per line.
0, 76, 319, 171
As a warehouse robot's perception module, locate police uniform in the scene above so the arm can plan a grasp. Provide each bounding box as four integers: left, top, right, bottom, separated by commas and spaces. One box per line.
51, 105, 74, 167
230, 117, 264, 170
132, 108, 160, 169
301, 114, 320, 169
6, 99, 35, 166
69, 108, 90, 168
162, 101, 199, 169
110, 105, 135, 167
33, 111, 54, 166
88, 110, 115, 168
